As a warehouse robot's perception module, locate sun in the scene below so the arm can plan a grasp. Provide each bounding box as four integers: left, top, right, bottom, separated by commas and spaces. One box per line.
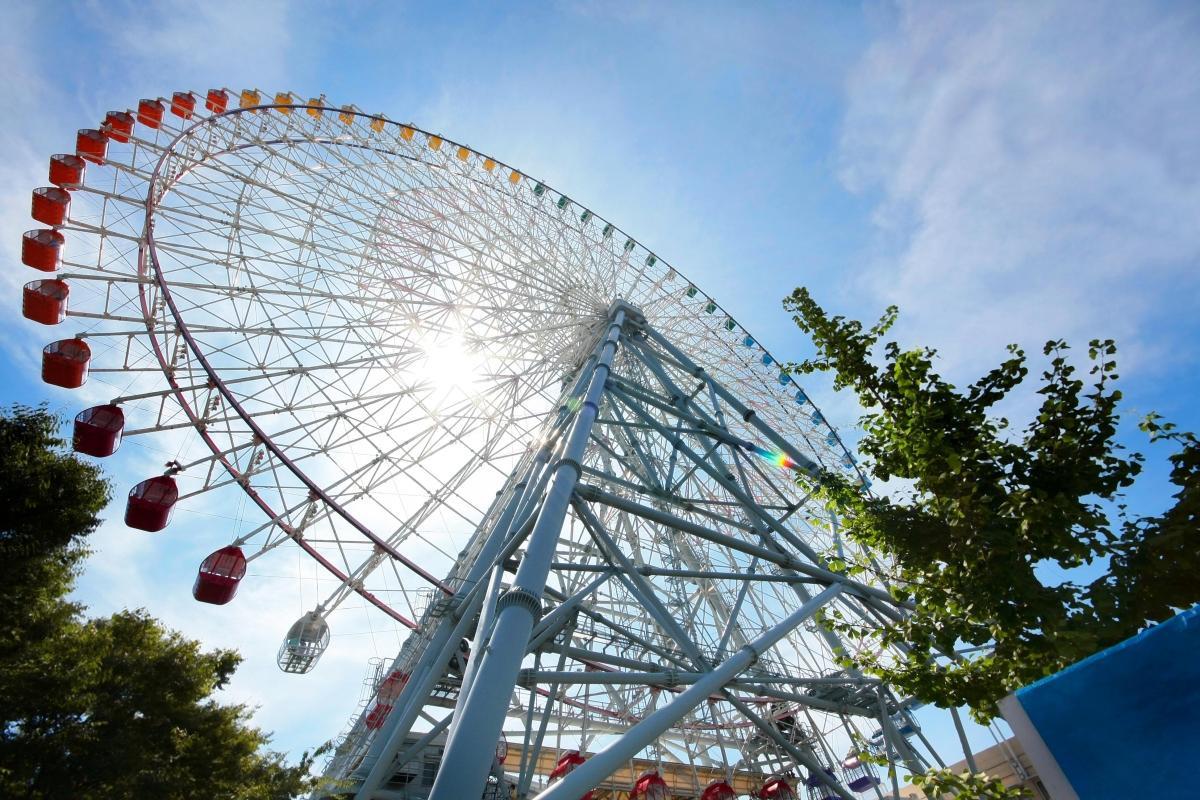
417, 332, 485, 397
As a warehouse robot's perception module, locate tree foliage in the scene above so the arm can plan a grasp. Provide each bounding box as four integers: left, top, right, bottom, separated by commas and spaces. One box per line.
0, 404, 109, 653
0, 405, 319, 799
783, 289, 1200, 721
910, 768, 1030, 800
854, 735, 1030, 799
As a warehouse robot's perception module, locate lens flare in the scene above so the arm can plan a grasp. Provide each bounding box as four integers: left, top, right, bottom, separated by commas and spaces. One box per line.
751, 443, 798, 470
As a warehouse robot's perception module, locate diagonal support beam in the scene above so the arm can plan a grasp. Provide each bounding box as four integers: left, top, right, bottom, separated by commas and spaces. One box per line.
428, 309, 626, 800
576, 483, 903, 608
533, 583, 844, 800
724, 694, 858, 800
640, 326, 823, 478
572, 496, 710, 669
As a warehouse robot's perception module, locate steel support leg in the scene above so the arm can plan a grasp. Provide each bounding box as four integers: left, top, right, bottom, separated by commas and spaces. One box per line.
352, 606, 479, 798
428, 310, 625, 800
354, 454, 546, 796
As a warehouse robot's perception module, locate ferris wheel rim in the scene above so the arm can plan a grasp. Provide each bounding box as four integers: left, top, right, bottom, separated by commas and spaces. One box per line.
138, 106, 529, 587
23, 91, 948, 790
66, 93, 859, 632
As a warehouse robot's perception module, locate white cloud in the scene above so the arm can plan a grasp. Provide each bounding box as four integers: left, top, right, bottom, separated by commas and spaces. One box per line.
11, 0, 1196, 770
0, 5, 74, 362
82, 0, 293, 89
839, 0, 1200, 381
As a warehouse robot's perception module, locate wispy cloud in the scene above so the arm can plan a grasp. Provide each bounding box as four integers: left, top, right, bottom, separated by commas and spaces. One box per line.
8, 0, 1197, 769
81, 0, 294, 89
839, 0, 1200, 381
0, 5, 68, 299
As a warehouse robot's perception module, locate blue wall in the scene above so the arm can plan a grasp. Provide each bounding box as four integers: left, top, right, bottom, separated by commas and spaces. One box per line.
1015, 605, 1200, 797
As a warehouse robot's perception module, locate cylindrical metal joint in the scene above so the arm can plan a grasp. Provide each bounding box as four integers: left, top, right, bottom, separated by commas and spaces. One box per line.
557, 457, 583, 476
496, 586, 543, 622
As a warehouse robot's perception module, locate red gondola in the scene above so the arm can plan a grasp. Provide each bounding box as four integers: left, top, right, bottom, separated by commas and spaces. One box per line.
701, 779, 737, 800
31, 187, 70, 226
495, 735, 508, 765
137, 98, 164, 129
377, 669, 410, 702
171, 91, 196, 119
22, 229, 64, 271
73, 404, 125, 457
361, 667, 408, 729
205, 89, 228, 113
125, 475, 179, 532
75, 129, 107, 165
546, 751, 594, 800
42, 338, 90, 388
103, 110, 135, 143
549, 751, 586, 781
22, 279, 68, 325
758, 776, 797, 800
193, 544, 247, 604
364, 702, 393, 730
630, 771, 669, 800
49, 154, 85, 188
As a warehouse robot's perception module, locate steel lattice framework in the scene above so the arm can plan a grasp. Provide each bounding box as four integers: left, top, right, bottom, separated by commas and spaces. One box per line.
18, 89, 974, 800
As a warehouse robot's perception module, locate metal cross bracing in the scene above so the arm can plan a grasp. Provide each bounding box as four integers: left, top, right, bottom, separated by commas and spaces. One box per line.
326, 301, 939, 800
42, 90, 866, 656
20, 89, 966, 800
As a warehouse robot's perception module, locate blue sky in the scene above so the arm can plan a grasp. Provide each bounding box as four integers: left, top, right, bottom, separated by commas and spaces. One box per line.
2, 0, 1198, 771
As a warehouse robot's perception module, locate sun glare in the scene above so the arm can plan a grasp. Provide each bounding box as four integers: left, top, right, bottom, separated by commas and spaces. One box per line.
418, 334, 484, 396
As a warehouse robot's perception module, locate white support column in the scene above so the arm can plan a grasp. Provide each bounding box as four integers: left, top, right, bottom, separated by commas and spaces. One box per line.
427, 310, 626, 800
353, 459, 542, 795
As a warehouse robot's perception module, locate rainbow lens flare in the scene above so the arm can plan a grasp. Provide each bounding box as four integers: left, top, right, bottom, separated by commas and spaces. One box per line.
751, 444, 798, 471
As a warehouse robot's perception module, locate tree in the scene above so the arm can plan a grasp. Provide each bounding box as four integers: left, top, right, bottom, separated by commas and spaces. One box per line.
0, 404, 108, 655
782, 289, 1200, 722
0, 406, 320, 799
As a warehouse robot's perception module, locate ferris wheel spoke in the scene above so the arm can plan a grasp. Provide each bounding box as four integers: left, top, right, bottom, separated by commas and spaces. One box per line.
230, 430, 470, 560
167, 394, 460, 592
65, 266, 554, 319
409, 196, 575, 302
167, 382, 448, 485
69, 184, 150, 221
234, 392, 513, 550
26, 92, 946, 790
198, 146, 511, 297
169, 189, 571, 321
319, 150, 589, 305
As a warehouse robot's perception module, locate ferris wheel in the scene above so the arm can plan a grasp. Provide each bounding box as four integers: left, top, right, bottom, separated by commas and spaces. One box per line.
19, 89, 961, 800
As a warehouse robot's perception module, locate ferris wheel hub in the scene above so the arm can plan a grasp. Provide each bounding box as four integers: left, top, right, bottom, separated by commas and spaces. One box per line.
15, 86, 951, 800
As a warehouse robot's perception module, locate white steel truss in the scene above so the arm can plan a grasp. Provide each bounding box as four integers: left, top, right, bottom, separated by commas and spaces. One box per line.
19, 89, 967, 800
